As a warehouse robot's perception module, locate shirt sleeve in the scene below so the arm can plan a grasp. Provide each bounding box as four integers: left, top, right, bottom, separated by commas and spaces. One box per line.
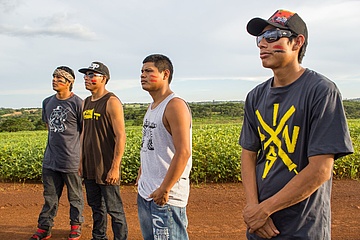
42, 98, 48, 124
239, 92, 261, 152
307, 84, 353, 160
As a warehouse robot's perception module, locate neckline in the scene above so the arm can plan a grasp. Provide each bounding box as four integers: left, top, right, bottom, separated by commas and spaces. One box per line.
150, 93, 174, 110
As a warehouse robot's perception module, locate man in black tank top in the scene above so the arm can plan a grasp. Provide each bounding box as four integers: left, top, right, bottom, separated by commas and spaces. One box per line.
79, 61, 128, 240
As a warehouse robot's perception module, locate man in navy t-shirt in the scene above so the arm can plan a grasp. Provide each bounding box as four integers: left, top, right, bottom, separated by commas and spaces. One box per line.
239, 9, 353, 239
30, 66, 84, 240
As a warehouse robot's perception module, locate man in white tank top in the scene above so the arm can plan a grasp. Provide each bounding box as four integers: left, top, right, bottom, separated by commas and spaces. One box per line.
137, 54, 192, 240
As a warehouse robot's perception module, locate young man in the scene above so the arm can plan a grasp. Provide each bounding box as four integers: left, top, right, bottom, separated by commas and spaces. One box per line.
78, 61, 128, 240
239, 10, 354, 239
30, 66, 84, 240
137, 54, 192, 240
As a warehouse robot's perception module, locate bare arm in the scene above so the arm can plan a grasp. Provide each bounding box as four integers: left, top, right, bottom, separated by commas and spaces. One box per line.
241, 149, 259, 205
263, 154, 334, 214
150, 98, 191, 205
244, 154, 334, 234
105, 96, 126, 185
241, 149, 279, 238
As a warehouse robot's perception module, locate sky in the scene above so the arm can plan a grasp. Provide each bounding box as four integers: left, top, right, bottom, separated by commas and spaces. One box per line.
1, 0, 359, 109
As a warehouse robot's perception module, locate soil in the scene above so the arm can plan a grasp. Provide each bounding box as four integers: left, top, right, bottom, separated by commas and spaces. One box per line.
0, 180, 359, 240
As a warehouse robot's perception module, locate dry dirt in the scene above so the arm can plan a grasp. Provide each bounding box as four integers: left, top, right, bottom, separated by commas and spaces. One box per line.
0, 180, 359, 240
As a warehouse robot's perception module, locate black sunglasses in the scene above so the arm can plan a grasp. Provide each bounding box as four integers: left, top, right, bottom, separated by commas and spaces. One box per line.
256, 29, 296, 46
83, 72, 103, 79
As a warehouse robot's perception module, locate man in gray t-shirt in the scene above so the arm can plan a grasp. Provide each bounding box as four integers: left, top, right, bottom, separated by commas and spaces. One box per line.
29, 66, 84, 240
239, 10, 353, 239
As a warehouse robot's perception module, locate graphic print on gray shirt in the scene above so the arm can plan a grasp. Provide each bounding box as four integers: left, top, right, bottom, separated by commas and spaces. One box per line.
42, 94, 83, 173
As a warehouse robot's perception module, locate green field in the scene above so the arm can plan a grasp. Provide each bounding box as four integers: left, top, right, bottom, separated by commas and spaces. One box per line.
0, 120, 359, 183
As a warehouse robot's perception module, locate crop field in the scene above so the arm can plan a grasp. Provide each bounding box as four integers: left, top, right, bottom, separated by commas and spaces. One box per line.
0, 120, 359, 182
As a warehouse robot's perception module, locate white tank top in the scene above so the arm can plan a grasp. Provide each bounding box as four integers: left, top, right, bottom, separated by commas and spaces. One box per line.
138, 93, 192, 207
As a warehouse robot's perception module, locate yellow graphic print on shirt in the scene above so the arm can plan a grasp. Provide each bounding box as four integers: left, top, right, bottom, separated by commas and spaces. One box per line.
83, 108, 101, 120
256, 103, 300, 179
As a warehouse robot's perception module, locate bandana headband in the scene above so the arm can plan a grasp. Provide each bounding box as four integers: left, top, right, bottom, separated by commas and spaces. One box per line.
53, 69, 75, 83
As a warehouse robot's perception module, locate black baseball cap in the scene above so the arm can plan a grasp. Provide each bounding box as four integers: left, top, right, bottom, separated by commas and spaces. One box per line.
247, 9, 308, 59
78, 61, 110, 80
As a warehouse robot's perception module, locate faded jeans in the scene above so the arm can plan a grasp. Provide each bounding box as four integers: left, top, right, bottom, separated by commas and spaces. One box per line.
38, 168, 84, 229
137, 194, 189, 240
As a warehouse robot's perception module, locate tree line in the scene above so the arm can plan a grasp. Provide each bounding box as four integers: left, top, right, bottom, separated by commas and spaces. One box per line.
0, 100, 359, 132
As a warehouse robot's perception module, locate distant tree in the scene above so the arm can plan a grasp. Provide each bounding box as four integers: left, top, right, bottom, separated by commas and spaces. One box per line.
0, 117, 35, 132
34, 119, 47, 130
0, 100, 358, 132
123, 104, 147, 125
343, 100, 360, 119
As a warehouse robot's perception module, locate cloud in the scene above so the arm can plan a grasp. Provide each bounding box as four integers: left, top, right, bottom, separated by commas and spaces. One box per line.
1, 0, 359, 109
0, 15, 97, 40
0, 0, 21, 13
0, 24, 96, 39
0, 1, 97, 40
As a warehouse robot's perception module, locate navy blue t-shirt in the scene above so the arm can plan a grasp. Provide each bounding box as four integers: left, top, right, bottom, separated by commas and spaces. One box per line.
240, 69, 353, 239
42, 94, 83, 172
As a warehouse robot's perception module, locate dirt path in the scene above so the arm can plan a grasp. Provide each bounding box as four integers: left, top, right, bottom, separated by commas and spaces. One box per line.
0, 180, 359, 239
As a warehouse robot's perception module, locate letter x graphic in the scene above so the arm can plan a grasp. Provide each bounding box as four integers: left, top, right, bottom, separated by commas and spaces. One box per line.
256, 105, 298, 179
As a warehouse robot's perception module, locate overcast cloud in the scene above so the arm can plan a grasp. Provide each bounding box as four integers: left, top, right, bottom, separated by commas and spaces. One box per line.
0, 0, 359, 108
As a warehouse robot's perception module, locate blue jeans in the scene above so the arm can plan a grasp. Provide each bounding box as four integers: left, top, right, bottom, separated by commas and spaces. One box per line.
38, 168, 84, 229
84, 179, 128, 240
137, 194, 189, 240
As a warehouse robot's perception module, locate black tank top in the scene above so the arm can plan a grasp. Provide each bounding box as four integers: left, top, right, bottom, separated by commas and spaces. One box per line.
82, 92, 118, 184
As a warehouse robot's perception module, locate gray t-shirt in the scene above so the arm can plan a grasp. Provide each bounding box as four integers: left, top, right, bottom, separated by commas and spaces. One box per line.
42, 94, 83, 172
240, 69, 353, 239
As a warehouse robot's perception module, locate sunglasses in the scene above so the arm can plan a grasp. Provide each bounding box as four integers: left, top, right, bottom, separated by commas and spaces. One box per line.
84, 72, 103, 78
256, 29, 296, 46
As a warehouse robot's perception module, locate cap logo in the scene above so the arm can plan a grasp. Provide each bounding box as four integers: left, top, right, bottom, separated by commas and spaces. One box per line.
269, 10, 295, 27
89, 63, 100, 70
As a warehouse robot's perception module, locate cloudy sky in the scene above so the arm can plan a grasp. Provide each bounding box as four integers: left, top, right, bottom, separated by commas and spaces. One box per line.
1, 0, 359, 109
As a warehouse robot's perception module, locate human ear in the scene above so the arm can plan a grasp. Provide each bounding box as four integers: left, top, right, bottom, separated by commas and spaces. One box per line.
163, 69, 170, 80
293, 35, 305, 50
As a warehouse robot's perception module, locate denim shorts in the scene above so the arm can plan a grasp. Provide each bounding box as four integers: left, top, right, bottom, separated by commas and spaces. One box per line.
137, 194, 189, 240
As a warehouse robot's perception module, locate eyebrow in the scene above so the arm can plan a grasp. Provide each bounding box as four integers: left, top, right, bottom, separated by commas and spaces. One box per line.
142, 68, 154, 72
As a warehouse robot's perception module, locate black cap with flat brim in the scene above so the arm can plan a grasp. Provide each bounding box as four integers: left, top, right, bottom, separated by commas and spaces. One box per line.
78, 61, 110, 80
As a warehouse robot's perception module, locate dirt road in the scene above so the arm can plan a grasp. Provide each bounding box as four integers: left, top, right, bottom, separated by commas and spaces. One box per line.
0, 180, 359, 239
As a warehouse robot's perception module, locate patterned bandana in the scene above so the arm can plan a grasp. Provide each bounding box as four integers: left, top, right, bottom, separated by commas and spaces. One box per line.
53, 69, 75, 83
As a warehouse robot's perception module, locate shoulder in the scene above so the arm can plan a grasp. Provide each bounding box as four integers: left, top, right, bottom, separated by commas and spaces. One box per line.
106, 93, 123, 115
72, 93, 83, 102
165, 96, 191, 117
107, 93, 121, 105
303, 69, 334, 85
43, 94, 55, 103
168, 96, 189, 109
42, 95, 56, 107
303, 69, 341, 97
83, 95, 92, 104
245, 78, 272, 104
68, 94, 83, 106
249, 78, 272, 96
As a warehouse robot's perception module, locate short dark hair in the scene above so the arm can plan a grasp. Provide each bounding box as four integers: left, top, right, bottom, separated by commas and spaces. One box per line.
287, 36, 305, 63
56, 66, 75, 91
142, 54, 174, 84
